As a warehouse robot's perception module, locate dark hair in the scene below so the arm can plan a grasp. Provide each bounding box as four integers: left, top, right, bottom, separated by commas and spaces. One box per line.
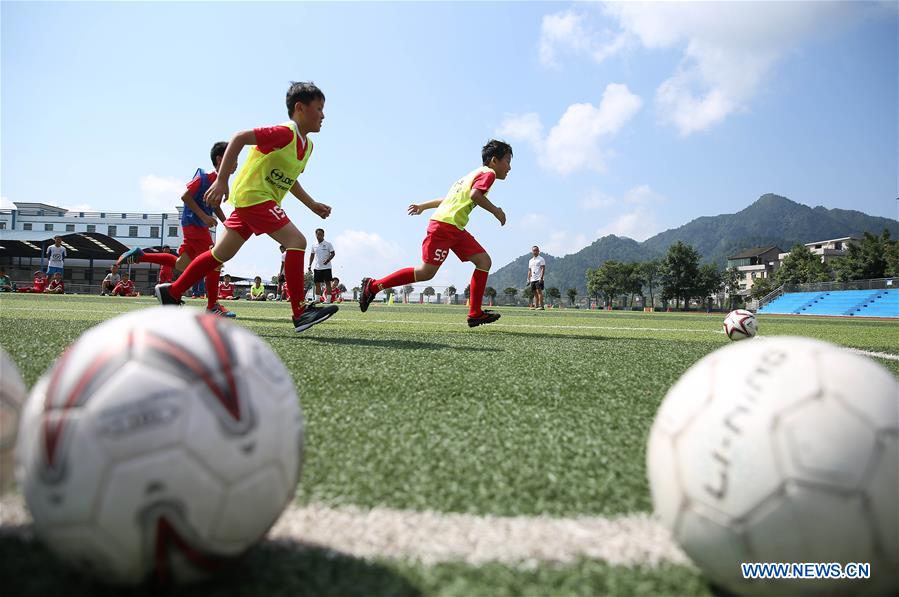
162, 245, 170, 251
532, 246, 539, 250
482, 139, 513, 166
315, 228, 324, 235
286, 81, 325, 117
210, 142, 228, 167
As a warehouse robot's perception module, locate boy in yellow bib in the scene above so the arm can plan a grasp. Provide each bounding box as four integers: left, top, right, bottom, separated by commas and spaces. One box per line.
359, 140, 512, 327
155, 81, 338, 332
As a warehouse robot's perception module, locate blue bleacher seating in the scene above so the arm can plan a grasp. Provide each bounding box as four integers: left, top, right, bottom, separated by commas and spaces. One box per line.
759, 288, 899, 318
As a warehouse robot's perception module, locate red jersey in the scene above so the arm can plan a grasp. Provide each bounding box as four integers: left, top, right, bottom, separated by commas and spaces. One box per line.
159, 264, 174, 284
46, 279, 64, 293
218, 283, 234, 299
114, 280, 135, 295
329, 288, 342, 302
32, 276, 47, 292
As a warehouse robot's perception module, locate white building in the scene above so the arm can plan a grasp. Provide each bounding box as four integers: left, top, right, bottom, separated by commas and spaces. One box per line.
0, 202, 183, 248
777, 236, 860, 264
0, 202, 189, 292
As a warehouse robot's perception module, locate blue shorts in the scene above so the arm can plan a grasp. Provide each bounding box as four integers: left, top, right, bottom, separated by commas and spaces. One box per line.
46, 266, 64, 275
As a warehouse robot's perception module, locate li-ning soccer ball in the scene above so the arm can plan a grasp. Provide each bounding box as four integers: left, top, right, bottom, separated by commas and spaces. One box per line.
647, 337, 898, 595
0, 347, 27, 493
723, 309, 757, 341
15, 307, 303, 585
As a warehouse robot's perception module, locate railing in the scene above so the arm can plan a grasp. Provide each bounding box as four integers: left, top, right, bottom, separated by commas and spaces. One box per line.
758, 285, 785, 309
783, 278, 898, 293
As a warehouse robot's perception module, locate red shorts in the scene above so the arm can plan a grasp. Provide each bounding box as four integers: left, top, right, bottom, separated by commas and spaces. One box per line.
179, 225, 213, 259
421, 219, 485, 265
224, 201, 290, 240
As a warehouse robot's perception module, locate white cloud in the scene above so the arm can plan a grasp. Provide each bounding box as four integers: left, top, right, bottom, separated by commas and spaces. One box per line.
139, 175, 184, 211
598, 2, 886, 135
595, 207, 659, 242
580, 184, 664, 210
538, 4, 890, 135
499, 83, 641, 175
518, 213, 547, 231
539, 10, 628, 67
496, 113, 543, 149
540, 230, 591, 257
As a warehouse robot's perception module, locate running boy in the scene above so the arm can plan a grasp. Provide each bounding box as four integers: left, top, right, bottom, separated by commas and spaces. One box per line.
154, 81, 337, 333
359, 139, 512, 327
117, 142, 236, 318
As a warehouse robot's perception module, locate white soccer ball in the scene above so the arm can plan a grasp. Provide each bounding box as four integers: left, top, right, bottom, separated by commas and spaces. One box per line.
15, 307, 303, 586
267, 293, 276, 301
1, 347, 27, 493
723, 309, 757, 341
647, 337, 898, 595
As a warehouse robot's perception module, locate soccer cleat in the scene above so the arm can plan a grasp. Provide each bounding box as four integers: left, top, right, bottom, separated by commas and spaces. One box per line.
467, 310, 501, 328
116, 247, 145, 266
208, 303, 237, 318
154, 283, 184, 306
293, 304, 338, 333
358, 278, 376, 313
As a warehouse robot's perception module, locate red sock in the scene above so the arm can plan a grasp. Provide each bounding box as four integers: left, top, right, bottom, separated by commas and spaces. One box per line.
468, 268, 488, 317
205, 269, 220, 310
285, 249, 306, 319
141, 253, 177, 267
371, 268, 416, 292
170, 251, 220, 298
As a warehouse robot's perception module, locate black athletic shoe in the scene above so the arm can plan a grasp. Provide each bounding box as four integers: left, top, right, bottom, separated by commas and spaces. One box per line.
467, 310, 501, 328
154, 283, 184, 306
116, 246, 145, 267
293, 304, 338, 332
358, 278, 376, 313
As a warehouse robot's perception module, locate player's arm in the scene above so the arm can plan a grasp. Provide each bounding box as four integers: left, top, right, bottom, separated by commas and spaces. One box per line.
470, 189, 506, 226
307, 251, 314, 271
325, 249, 335, 265
408, 198, 443, 215
539, 265, 545, 281
289, 180, 331, 219
205, 130, 255, 207
181, 190, 217, 227
214, 207, 227, 223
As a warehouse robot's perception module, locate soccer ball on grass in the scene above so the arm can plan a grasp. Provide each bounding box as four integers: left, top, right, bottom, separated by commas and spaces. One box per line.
15, 307, 303, 585
723, 309, 757, 341
647, 336, 897, 595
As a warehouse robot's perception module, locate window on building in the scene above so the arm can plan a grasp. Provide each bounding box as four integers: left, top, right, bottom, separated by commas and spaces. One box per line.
45, 224, 54, 231
66, 224, 75, 232
86, 224, 96, 233
751, 272, 757, 279
122, 213, 127, 219
129, 226, 138, 237
150, 226, 159, 238
0, 222, 5, 230
168, 226, 178, 237
834, 242, 842, 250
23, 223, 32, 231
108, 225, 117, 237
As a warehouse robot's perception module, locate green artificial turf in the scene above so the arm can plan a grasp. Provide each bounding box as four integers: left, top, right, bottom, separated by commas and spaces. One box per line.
0, 294, 895, 595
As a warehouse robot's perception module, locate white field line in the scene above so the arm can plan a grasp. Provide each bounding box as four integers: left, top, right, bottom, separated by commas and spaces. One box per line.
847, 348, 899, 362
0, 494, 689, 568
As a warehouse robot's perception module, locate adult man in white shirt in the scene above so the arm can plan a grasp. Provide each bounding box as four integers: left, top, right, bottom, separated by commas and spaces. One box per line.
101, 264, 121, 295
526, 245, 546, 310
307, 228, 335, 301
46, 236, 67, 277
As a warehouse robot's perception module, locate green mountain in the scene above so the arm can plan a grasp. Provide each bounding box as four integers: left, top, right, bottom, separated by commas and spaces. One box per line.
488, 194, 899, 294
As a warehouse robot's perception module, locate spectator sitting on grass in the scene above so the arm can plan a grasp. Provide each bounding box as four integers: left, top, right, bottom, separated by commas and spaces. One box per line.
44, 272, 65, 294
17, 271, 46, 293
249, 276, 267, 301
101, 265, 121, 295
218, 274, 235, 300
112, 272, 137, 297
0, 268, 13, 292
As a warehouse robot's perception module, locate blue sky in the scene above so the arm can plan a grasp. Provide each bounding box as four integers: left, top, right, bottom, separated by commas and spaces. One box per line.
2, 1, 896, 290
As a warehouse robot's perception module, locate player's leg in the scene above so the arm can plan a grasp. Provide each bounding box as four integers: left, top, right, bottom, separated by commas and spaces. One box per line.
536, 284, 544, 309
268, 222, 338, 332
157, 228, 246, 305
459, 232, 500, 327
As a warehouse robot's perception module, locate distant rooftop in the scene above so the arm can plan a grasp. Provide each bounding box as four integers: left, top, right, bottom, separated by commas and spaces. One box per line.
727, 246, 782, 259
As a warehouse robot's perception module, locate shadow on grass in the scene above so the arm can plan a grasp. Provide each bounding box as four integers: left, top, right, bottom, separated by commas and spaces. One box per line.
0, 531, 421, 597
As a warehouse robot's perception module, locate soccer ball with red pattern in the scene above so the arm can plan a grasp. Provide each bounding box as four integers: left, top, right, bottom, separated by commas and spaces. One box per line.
723, 309, 757, 341
647, 337, 898, 595
0, 347, 27, 493
15, 307, 303, 585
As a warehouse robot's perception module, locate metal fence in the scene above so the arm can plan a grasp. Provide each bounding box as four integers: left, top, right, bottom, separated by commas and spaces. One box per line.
783, 278, 898, 293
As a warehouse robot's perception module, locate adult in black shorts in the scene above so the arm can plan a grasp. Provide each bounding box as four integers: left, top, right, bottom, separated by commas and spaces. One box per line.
307, 228, 335, 300
526, 245, 546, 310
